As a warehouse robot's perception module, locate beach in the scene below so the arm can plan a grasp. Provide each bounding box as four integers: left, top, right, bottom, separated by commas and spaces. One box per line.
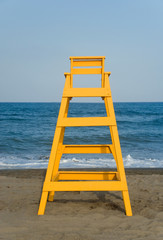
0, 168, 163, 240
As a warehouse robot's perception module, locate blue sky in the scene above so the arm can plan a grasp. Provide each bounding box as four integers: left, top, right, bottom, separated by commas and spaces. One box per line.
0, 0, 163, 102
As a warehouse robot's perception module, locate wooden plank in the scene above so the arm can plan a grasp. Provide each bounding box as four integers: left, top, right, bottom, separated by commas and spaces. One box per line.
73, 61, 102, 67
62, 144, 112, 154
70, 56, 105, 59
72, 68, 102, 75
63, 88, 110, 97
43, 181, 126, 191
58, 171, 118, 180
57, 117, 116, 127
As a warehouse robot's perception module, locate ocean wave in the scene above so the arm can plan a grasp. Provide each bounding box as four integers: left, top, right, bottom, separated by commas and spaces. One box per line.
1, 103, 163, 169
0, 161, 47, 168
0, 154, 162, 169
0, 155, 48, 169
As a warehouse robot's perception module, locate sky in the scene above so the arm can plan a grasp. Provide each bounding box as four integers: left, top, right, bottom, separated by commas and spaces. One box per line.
0, 0, 163, 102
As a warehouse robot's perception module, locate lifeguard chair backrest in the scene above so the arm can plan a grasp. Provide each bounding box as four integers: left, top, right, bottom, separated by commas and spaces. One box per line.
69, 56, 105, 87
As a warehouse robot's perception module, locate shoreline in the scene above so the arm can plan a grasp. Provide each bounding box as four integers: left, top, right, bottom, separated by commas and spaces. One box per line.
0, 168, 163, 179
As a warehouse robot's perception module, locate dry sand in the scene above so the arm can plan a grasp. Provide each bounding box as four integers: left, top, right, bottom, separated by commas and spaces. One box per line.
0, 168, 163, 240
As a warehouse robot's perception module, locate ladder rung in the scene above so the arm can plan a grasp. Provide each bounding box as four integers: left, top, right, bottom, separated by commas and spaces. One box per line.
63, 88, 110, 97
43, 181, 126, 192
57, 117, 116, 127
62, 144, 112, 154
58, 171, 118, 180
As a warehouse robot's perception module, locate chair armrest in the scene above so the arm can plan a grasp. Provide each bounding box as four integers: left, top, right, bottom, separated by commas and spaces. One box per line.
64, 72, 71, 77
104, 72, 111, 76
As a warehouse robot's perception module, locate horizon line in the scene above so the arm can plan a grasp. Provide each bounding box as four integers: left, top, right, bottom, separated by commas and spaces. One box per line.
0, 101, 163, 104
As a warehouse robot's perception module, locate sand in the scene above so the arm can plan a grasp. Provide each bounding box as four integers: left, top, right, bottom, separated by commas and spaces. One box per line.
0, 168, 163, 240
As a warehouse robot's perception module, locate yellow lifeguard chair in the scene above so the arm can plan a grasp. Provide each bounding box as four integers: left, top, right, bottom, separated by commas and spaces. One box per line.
38, 56, 132, 216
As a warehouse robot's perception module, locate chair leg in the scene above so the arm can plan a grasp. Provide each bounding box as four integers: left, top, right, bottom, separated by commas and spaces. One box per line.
122, 190, 132, 216
38, 191, 48, 215
48, 191, 55, 202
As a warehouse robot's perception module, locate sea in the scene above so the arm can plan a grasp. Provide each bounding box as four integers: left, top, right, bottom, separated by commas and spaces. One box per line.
0, 102, 162, 169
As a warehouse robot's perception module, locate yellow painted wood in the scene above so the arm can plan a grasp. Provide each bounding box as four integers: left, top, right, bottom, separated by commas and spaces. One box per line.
38, 192, 48, 215
43, 181, 126, 192
48, 147, 63, 202
105, 72, 111, 76
58, 171, 118, 180
58, 117, 116, 127
51, 173, 59, 181
122, 191, 133, 216
73, 60, 102, 67
70, 56, 105, 59
72, 68, 102, 75
38, 56, 132, 216
62, 144, 112, 154
101, 58, 104, 87
63, 88, 110, 97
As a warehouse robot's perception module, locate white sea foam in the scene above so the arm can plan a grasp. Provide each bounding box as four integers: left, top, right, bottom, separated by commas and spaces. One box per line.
59, 155, 162, 168
0, 156, 48, 169
0, 154, 162, 169
0, 161, 47, 168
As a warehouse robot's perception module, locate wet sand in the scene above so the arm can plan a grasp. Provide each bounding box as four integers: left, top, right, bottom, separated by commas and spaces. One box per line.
0, 168, 163, 240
